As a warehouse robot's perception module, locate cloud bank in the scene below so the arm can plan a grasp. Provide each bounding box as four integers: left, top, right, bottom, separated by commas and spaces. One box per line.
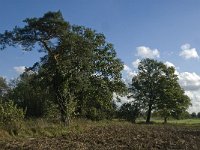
179, 43, 199, 59
14, 66, 26, 74
136, 46, 160, 58
132, 59, 140, 68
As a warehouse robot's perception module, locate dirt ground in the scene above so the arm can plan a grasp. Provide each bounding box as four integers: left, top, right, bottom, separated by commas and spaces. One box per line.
1, 124, 200, 150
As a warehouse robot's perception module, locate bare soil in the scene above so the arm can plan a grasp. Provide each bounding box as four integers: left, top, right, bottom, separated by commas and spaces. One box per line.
1, 124, 200, 150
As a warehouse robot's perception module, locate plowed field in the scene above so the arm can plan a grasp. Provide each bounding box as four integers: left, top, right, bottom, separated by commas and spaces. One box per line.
1, 124, 200, 150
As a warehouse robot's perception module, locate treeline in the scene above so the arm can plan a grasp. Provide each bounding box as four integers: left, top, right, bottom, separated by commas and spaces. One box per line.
191, 112, 200, 118
0, 11, 191, 129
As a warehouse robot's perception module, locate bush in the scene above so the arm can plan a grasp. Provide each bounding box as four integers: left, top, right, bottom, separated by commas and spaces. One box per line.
0, 100, 25, 135
84, 106, 114, 121
118, 102, 140, 123
43, 100, 60, 120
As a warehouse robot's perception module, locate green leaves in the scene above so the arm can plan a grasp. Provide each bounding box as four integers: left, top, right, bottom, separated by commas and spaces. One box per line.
0, 11, 126, 124
130, 58, 191, 123
118, 102, 140, 123
0, 100, 25, 135
157, 66, 191, 122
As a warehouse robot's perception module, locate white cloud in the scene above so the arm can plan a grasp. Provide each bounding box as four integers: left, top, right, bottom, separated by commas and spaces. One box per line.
136, 46, 160, 58
132, 59, 140, 68
123, 64, 137, 84
165, 61, 175, 68
113, 93, 130, 105
164, 61, 179, 75
123, 64, 131, 72
185, 90, 200, 113
13, 66, 26, 74
123, 64, 136, 78
179, 43, 199, 59
179, 72, 200, 91
181, 43, 190, 50
177, 71, 200, 113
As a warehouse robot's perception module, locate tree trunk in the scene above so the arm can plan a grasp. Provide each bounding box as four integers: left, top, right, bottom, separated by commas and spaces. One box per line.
164, 117, 167, 124
146, 104, 152, 124
61, 111, 67, 124
56, 89, 70, 126
60, 108, 70, 126
131, 118, 136, 124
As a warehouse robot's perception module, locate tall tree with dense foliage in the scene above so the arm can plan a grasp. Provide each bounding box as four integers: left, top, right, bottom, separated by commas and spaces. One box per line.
130, 59, 166, 123
156, 66, 191, 123
0, 11, 125, 125
130, 58, 191, 123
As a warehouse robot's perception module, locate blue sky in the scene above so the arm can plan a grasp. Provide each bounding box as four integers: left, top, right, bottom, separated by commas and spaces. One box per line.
1, 0, 200, 112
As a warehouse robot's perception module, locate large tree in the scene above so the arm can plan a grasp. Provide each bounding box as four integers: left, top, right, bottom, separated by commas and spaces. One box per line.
130, 58, 191, 123
130, 59, 165, 123
0, 11, 125, 125
156, 66, 191, 123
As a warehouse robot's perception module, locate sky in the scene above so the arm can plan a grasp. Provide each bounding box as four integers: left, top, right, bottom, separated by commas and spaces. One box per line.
1, 0, 200, 112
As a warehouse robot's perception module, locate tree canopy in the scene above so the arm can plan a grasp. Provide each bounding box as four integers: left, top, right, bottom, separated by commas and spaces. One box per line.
156, 66, 191, 123
0, 11, 126, 125
129, 58, 191, 123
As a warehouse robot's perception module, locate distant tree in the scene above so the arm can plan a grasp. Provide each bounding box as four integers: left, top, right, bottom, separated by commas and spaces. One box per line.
129, 59, 166, 123
197, 112, 200, 118
0, 11, 125, 125
157, 66, 191, 123
191, 112, 197, 118
129, 58, 191, 124
180, 111, 191, 119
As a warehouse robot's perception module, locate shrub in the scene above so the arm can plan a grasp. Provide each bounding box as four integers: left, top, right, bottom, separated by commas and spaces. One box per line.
118, 102, 140, 123
0, 100, 25, 135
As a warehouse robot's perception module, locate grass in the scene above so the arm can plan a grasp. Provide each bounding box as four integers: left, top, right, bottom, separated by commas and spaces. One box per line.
136, 117, 200, 125
0, 118, 132, 140
151, 118, 200, 126
0, 118, 200, 140
168, 119, 200, 124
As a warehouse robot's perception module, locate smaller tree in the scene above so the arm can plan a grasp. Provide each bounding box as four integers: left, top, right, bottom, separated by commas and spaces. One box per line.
118, 101, 140, 123
156, 66, 191, 123
129, 59, 191, 123
197, 112, 200, 118
157, 86, 191, 123
129, 59, 166, 123
191, 112, 197, 118
175, 110, 191, 119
